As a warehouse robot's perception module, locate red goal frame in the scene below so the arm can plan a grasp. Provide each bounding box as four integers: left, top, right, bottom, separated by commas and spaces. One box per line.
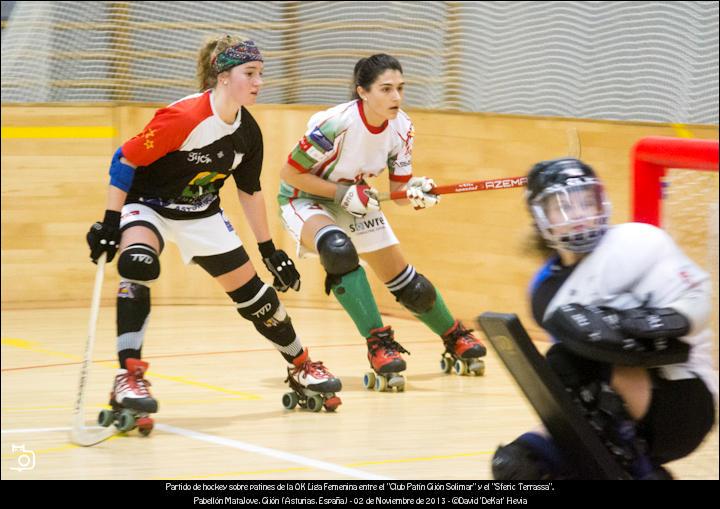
632, 136, 719, 225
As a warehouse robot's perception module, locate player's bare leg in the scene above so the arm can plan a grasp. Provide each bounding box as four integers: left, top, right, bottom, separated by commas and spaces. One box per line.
610, 366, 652, 420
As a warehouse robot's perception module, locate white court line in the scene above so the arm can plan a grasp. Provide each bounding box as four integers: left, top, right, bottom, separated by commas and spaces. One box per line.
156, 423, 391, 480
1, 425, 391, 480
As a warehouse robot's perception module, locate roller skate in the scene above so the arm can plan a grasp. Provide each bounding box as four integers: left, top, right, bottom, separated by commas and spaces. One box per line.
282, 348, 342, 412
363, 326, 409, 392
440, 320, 486, 376
98, 358, 157, 436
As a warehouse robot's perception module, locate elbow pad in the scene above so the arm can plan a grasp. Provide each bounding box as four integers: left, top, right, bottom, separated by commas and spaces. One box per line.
109, 147, 135, 192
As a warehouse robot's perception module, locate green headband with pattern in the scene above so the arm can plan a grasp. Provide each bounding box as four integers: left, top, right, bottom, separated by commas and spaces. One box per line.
213, 40, 263, 74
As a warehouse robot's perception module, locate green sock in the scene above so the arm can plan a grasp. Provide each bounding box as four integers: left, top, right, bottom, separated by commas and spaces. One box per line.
415, 289, 456, 336
331, 266, 383, 338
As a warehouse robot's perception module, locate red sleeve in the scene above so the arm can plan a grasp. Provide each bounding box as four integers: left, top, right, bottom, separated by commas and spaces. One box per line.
121, 94, 213, 167
287, 155, 312, 173
389, 173, 412, 183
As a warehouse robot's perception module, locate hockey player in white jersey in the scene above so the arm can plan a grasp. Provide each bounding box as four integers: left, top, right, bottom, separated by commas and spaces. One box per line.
278, 54, 487, 392
492, 158, 717, 479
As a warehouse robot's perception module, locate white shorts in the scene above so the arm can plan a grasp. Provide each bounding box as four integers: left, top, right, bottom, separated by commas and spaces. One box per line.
280, 198, 399, 258
120, 203, 242, 264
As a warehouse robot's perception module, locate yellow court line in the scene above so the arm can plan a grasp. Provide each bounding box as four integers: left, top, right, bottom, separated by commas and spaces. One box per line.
1, 338, 78, 361
146, 372, 262, 399
2, 338, 262, 400
2, 396, 255, 414
1, 126, 116, 138
159, 466, 311, 480
1, 434, 124, 460
347, 450, 492, 467
157, 451, 494, 480
671, 124, 694, 139
2, 443, 79, 460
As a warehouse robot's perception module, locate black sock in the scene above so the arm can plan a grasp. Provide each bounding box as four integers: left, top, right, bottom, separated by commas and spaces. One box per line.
118, 349, 142, 369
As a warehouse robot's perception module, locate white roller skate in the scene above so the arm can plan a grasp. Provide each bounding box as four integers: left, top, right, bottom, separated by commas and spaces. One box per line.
440, 320, 487, 376
98, 358, 157, 436
363, 326, 409, 392
283, 348, 342, 412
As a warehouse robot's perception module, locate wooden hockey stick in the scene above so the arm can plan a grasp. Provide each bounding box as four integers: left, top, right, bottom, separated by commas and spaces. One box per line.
70, 253, 116, 446
377, 175, 527, 202
567, 127, 582, 159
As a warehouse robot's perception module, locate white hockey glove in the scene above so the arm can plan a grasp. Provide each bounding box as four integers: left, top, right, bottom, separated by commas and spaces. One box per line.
406, 176, 439, 209
334, 184, 380, 218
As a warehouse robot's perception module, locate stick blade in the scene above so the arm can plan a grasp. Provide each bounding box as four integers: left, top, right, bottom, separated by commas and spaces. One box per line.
70, 425, 116, 447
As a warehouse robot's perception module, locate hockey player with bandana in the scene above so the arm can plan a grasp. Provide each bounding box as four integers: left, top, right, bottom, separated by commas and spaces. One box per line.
491, 158, 717, 479
86, 37, 343, 425
277, 54, 488, 392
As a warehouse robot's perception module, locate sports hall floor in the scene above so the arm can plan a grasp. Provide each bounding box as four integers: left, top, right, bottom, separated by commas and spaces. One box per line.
2, 305, 717, 480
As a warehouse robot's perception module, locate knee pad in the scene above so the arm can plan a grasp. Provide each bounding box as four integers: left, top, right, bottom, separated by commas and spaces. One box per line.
118, 243, 160, 283
492, 441, 549, 481
392, 272, 436, 314
317, 229, 359, 276
229, 276, 295, 345
492, 433, 569, 480
316, 229, 359, 294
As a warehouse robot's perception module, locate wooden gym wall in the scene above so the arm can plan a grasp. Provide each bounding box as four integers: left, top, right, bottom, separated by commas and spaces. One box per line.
2, 105, 717, 340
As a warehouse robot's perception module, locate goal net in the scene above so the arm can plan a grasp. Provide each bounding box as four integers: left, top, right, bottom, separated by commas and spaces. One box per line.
632, 136, 719, 362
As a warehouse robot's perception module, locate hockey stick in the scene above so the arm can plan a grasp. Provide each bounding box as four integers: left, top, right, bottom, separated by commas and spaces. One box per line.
567, 127, 582, 159
70, 253, 116, 446
377, 175, 527, 202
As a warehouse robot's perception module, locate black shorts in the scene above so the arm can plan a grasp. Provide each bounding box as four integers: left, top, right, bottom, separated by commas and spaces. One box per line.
639, 372, 716, 465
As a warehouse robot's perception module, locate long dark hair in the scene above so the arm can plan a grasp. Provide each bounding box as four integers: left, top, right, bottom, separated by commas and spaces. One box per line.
351, 54, 403, 99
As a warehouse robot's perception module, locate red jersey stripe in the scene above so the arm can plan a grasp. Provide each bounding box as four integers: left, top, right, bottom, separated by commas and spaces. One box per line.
122, 91, 213, 167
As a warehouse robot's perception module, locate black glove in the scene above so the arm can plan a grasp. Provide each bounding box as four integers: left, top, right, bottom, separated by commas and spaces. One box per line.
259, 240, 301, 292
86, 210, 121, 264
616, 307, 690, 340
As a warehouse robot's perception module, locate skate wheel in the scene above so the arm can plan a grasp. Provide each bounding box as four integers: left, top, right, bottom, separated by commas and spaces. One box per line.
137, 417, 154, 437
440, 356, 452, 374
388, 374, 405, 389
307, 395, 323, 412
98, 409, 115, 428
470, 360, 486, 376
118, 409, 136, 432
454, 359, 468, 376
324, 396, 342, 412
282, 392, 299, 410
363, 371, 376, 390
374, 374, 388, 392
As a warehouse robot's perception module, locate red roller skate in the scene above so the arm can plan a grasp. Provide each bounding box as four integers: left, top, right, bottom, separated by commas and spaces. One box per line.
283, 348, 342, 412
364, 326, 410, 392
98, 358, 157, 436
440, 320, 486, 376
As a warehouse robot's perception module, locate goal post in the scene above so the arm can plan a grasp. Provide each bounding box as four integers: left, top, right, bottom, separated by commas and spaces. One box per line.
632, 137, 718, 225
631, 136, 719, 364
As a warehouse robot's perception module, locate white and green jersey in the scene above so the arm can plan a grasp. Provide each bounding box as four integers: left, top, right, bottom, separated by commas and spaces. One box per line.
279, 99, 414, 205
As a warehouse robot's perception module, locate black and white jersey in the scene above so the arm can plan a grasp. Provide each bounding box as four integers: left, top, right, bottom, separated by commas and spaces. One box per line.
121, 89, 263, 220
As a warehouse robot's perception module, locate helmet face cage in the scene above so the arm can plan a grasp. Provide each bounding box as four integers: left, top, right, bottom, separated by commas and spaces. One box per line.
530, 179, 611, 253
